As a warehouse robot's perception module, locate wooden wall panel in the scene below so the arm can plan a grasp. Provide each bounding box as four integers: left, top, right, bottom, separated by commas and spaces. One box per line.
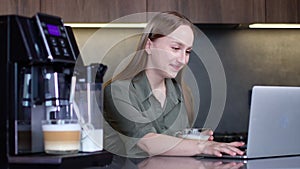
148, 0, 265, 23
0, 0, 40, 16
0, 0, 18, 15
253, 0, 266, 22
266, 0, 299, 23
17, 0, 40, 17
41, 0, 147, 22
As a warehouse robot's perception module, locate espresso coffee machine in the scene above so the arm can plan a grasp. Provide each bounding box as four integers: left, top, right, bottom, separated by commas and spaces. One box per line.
0, 13, 81, 163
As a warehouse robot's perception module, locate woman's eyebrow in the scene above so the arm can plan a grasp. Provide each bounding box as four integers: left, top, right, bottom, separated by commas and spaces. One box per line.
171, 40, 193, 49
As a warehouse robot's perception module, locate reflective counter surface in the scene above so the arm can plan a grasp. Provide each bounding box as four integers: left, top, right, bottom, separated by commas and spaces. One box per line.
6, 154, 300, 169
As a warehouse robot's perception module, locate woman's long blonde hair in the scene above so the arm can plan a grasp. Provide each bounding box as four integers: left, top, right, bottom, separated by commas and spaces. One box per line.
105, 11, 195, 125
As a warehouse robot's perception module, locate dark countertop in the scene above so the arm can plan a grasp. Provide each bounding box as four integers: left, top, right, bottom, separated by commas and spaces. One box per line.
5, 153, 300, 169
105, 155, 300, 169
5, 151, 113, 169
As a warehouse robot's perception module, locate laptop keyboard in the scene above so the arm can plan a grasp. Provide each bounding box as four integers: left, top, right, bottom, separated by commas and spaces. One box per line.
213, 132, 248, 143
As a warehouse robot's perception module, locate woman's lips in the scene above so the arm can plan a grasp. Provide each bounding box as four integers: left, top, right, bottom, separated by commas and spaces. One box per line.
170, 64, 182, 71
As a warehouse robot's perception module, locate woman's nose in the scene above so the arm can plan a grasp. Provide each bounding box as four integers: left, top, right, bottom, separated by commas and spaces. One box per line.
177, 52, 187, 64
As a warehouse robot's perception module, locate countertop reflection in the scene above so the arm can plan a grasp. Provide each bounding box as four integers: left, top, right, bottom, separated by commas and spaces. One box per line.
84, 155, 300, 169
137, 156, 244, 169
8, 154, 300, 169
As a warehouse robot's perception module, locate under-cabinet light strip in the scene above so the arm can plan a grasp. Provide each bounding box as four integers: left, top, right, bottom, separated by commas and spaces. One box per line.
249, 23, 300, 29
65, 23, 300, 29
64, 23, 147, 28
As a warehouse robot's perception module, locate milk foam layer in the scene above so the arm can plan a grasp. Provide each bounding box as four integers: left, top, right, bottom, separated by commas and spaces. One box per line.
44, 141, 79, 151
42, 124, 81, 131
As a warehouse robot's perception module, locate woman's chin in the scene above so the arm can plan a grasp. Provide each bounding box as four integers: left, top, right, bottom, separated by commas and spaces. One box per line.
165, 72, 178, 79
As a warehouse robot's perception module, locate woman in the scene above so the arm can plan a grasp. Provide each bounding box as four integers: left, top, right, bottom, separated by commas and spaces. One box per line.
103, 11, 244, 157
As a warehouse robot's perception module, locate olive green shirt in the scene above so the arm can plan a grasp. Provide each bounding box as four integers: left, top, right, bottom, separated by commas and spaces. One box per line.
103, 71, 189, 157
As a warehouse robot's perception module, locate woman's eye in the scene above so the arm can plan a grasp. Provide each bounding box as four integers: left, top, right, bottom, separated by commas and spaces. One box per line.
186, 50, 191, 54
172, 47, 180, 50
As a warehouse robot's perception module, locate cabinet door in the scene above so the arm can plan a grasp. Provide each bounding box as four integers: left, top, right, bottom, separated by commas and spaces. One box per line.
18, 0, 40, 17
266, 0, 300, 23
147, 0, 265, 23
0, 0, 18, 15
0, 0, 40, 16
41, 0, 147, 22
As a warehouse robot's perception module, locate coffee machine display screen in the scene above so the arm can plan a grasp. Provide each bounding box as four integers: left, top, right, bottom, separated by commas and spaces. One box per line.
47, 24, 61, 36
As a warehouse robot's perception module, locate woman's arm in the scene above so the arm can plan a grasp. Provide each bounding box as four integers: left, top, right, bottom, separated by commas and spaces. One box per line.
137, 133, 245, 157
104, 81, 244, 157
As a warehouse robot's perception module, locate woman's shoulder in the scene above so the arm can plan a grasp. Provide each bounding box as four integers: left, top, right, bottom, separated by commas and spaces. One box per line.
104, 79, 132, 97
111, 79, 131, 87
103, 79, 140, 106
104, 72, 146, 93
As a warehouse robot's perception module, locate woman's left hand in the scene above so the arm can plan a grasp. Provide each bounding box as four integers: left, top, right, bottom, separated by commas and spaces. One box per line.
198, 141, 245, 157
199, 128, 214, 141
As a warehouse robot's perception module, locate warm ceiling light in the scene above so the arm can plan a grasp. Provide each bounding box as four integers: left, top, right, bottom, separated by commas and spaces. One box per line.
64, 23, 147, 28
249, 23, 300, 29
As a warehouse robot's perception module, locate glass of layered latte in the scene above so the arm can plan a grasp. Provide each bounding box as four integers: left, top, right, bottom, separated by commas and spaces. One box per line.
175, 128, 212, 141
42, 119, 81, 155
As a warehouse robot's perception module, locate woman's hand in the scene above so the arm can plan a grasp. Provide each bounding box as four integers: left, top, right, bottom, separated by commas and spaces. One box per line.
200, 128, 214, 141
138, 133, 245, 157
198, 141, 245, 157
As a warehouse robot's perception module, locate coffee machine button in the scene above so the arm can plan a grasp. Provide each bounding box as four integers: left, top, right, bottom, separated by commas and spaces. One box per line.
44, 29, 49, 35
54, 47, 61, 55
50, 37, 57, 46
41, 22, 46, 27
62, 48, 70, 56
59, 39, 66, 47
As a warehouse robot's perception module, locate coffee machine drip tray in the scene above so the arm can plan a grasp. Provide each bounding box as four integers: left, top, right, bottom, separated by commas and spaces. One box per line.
8, 151, 112, 165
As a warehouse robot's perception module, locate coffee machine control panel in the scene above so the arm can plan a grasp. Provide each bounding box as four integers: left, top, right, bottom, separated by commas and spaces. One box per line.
35, 13, 76, 63
42, 23, 70, 57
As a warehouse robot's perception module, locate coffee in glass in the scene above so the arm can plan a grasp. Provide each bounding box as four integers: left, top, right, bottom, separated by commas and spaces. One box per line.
42, 119, 81, 154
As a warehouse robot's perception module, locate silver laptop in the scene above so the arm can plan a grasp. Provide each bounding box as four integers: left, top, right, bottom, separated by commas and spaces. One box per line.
204, 85, 300, 159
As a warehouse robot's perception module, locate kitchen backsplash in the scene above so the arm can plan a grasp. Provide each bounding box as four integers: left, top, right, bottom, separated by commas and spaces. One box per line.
72, 28, 142, 82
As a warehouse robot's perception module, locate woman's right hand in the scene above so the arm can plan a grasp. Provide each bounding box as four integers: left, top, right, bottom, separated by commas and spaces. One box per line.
138, 133, 245, 157
198, 141, 245, 157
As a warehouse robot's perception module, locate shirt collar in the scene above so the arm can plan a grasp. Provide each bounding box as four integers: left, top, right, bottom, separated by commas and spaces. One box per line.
131, 71, 183, 104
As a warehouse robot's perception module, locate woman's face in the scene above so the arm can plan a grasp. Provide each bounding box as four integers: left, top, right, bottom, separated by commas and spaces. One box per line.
145, 25, 194, 78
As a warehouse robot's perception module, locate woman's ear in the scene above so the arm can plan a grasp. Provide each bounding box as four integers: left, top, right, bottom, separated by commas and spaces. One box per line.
145, 38, 152, 55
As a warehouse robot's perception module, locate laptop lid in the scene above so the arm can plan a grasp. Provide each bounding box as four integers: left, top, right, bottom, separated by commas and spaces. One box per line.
246, 85, 300, 158
246, 156, 300, 168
